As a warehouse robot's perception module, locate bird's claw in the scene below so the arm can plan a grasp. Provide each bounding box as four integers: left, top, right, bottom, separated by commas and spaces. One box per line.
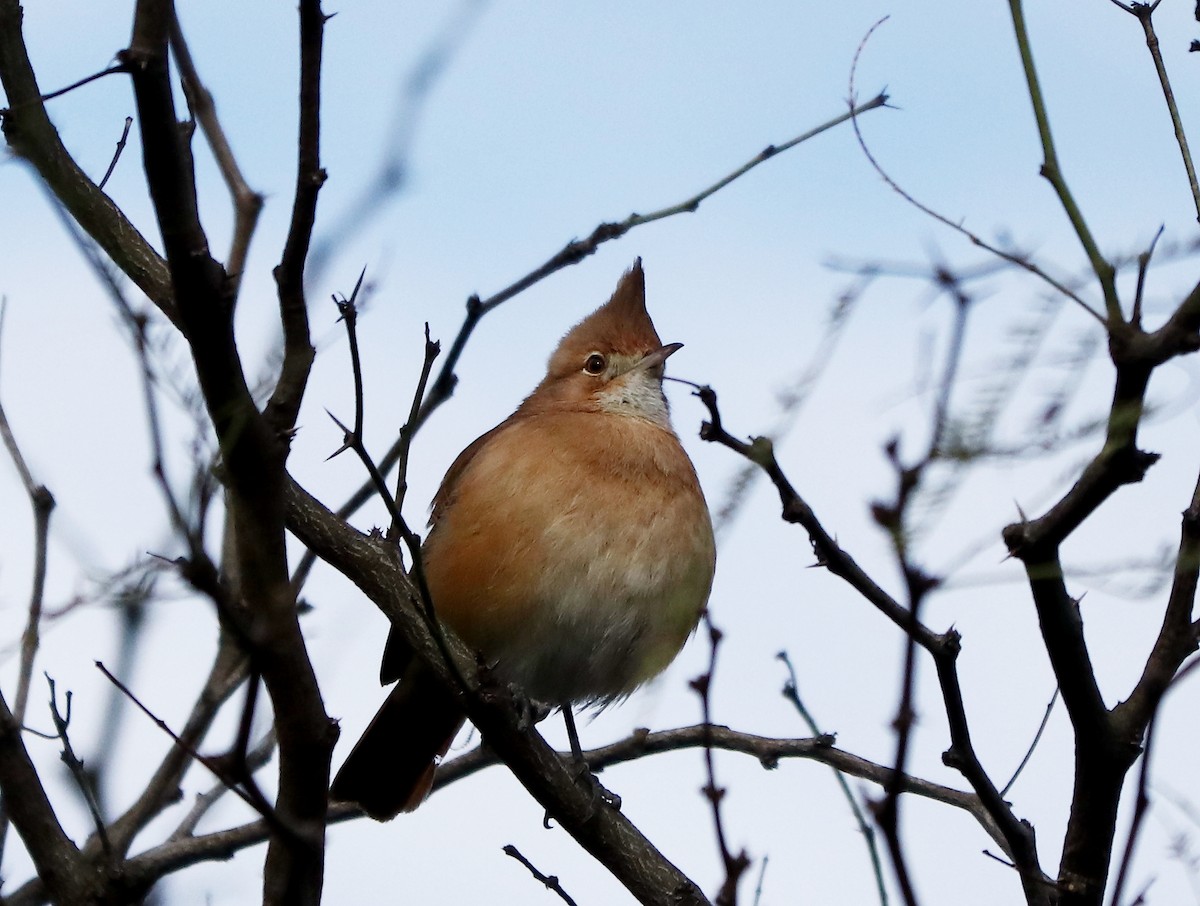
569, 756, 621, 811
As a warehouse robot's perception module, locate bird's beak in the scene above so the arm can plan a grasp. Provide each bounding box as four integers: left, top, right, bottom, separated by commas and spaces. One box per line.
635, 342, 683, 373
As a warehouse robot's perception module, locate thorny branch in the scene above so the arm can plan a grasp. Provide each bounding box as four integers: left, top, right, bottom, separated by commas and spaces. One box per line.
694, 383, 1051, 902
690, 616, 750, 906
322, 286, 472, 730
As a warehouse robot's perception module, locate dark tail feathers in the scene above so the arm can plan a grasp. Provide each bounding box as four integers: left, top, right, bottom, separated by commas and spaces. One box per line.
331, 665, 465, 819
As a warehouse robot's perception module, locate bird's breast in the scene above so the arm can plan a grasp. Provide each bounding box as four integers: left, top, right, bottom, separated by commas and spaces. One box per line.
422, 411, 715, 704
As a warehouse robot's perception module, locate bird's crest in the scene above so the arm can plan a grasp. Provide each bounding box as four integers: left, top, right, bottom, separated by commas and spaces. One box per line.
546, 259, 662, 377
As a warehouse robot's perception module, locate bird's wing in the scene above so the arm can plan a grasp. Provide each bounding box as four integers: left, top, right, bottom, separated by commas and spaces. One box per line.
427, 418, 524, 528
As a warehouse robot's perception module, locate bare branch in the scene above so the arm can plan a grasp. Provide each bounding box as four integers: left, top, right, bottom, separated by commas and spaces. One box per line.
0, 310, 56, 864
102, 722, 1014, 890
169, 11, 264, 294
264, 0, 326, 435
414, 92, 890, 433
0, 374, 54, 727
1112, 462, 1200, 739
694, 382, 940, 647
1005, 0, 1119, 320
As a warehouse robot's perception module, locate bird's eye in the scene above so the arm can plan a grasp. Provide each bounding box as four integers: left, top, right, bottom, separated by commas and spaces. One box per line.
583, 353, 606, 375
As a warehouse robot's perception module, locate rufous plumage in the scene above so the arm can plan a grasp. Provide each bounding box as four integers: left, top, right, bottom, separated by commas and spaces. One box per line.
331, 260, 716, 818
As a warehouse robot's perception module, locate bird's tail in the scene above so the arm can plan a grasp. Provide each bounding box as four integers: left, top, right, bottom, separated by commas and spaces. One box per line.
330, 664, 465, 819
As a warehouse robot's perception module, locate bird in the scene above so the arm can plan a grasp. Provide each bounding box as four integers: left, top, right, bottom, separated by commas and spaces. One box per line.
330, 259, 716, 819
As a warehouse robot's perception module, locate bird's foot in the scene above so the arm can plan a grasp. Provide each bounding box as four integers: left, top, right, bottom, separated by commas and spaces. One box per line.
542, 761, 621, 828
568, 756, 621, 811
515, 692, 552, 731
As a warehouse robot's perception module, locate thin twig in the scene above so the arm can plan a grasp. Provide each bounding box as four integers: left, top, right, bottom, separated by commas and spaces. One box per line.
390, 323, 440, 534
778, 651, 888, 906
326, 293, 466, 694
690, 614, 750, 906
171, 730, 276, 841
330, 269, 370, 459
415, 92, 890, 434
1126, 3, 1200, 222
1109, 717, 1157, 906
0, 62, 127, 112
308, 0, 487, 283
94, 661, 277, 825
0, 402, 54, 723
97, 116, 133, 190
848, 17, 1105, 325
324, 274, 402, 524
711, 285, 860, 538
1005, 0, 1119, 320
751, 856, 769, 906
45, 674, 111, 857
0, 302, 57, 862
503, 845, 580, 906
169, 11, 263, 293
1131, 226, 1165, 328
1002, 687, 1059, 797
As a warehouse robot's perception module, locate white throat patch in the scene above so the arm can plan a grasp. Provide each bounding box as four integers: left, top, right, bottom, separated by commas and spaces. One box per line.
596, 366, 671, 427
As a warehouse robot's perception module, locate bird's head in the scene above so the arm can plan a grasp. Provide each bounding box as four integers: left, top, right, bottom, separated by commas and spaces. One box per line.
522, 259, 680, 425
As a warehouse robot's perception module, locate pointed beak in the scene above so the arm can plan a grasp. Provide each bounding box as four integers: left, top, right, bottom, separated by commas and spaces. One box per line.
635, 342, 683, 373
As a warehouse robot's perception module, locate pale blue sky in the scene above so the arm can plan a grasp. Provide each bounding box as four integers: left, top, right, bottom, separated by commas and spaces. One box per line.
3, 2, 1200, 904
